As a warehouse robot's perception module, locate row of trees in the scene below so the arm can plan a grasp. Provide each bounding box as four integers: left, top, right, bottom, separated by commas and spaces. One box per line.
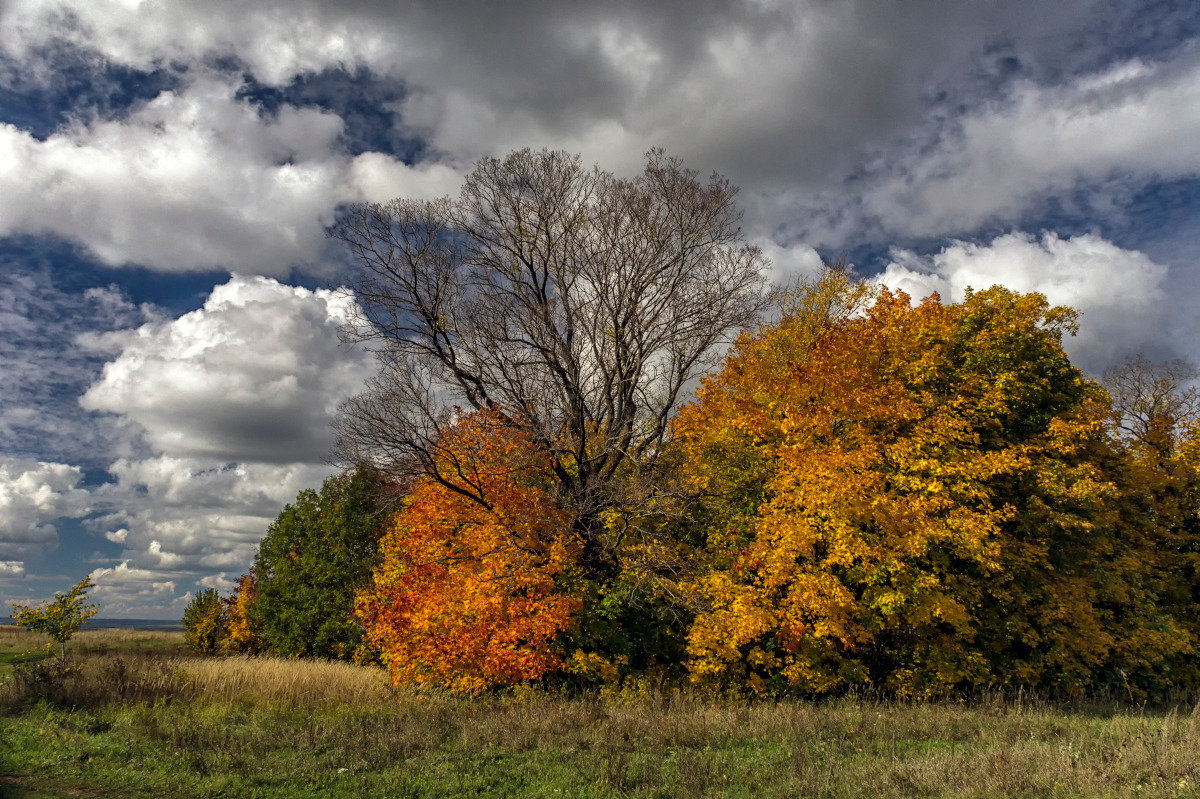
187, 149, 1200, 699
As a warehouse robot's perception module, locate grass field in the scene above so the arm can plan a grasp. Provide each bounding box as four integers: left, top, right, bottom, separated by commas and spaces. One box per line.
3, 628, 1200, 797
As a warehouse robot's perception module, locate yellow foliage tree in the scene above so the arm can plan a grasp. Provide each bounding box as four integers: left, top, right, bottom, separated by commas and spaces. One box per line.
677, 272, 1189, 697
222, 571, 261, 654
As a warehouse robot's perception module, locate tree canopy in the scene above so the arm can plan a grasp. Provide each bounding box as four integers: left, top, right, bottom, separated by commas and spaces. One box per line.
251, 466, 389, 660
182, 587, 226, 655
203, 149, 1200, 700
357, 410, 581, 692
11, 576, 99, 659
332, 148, 770, 582
675, 272, 1192, 697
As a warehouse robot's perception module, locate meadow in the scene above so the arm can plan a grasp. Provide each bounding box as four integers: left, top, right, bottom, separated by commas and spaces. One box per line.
3, 627, 1200, 798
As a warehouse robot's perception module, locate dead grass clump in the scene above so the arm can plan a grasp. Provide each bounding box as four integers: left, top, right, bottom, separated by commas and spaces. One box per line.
176, 655, 391, 706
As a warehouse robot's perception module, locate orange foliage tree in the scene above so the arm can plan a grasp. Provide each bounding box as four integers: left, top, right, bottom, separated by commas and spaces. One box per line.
676, 270, 1189, 697
356, 410, 582, 692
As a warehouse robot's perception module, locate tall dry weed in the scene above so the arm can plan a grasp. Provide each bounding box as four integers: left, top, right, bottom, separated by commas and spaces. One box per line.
177, 655, 391, 706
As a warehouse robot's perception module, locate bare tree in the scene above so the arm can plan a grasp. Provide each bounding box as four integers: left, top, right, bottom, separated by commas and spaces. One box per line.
1103, 354, 1200, 455
331, 148, 770, 578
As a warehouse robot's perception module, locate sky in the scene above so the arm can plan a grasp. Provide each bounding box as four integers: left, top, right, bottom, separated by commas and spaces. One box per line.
1, 0, 1199, 618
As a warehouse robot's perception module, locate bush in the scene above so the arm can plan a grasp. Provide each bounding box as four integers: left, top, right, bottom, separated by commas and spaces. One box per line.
182, 588, 226, 655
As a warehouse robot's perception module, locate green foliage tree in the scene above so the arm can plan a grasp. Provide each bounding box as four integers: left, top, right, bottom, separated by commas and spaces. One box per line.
252, 466, 389, 660
11, 576, 100, 659
182, 588, 227, 655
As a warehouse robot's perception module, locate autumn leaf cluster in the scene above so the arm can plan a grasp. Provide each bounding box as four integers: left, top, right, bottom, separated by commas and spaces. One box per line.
356, 413, 581, 692
676, 274, 1196, 697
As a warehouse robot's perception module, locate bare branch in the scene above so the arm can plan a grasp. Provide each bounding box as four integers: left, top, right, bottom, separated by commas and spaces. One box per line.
330, 148, 771, 579
1102, 354, 1200, 455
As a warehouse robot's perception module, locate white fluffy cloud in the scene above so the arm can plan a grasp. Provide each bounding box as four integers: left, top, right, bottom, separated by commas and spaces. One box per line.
87, 456, 333, 589
343, 152, 469, 204
0, 1, 396, 87
757, 241, 827, 285
0, 457, 91, 565
0, 75, 462, 273
877, 232, 1170, 373
80, 274, 374, 463
86, 560, 190, 617
66, 275, 376, 612
79, 456, 335, 615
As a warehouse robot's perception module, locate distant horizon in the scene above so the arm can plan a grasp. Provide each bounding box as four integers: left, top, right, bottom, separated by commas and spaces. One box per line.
1, 616, 181, 627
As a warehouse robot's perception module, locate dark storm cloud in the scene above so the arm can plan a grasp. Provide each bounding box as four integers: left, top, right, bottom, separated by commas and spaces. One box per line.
0, 0, 1148, 187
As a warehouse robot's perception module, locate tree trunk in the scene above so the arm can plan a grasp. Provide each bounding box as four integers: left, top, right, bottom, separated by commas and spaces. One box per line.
575, 513, 619, 583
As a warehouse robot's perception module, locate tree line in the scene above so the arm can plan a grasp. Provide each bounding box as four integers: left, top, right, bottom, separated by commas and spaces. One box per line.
184, 150, 1200, 700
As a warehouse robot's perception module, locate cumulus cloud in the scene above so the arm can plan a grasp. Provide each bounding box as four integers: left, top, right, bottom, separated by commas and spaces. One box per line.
0, 1, 395, 87
0, 75, 461, 273
199, 573, 237, 593
86, 560, 189, 617
343, 152, 469, 204
877, 231, 1171, 373
757, 241, 827, 285
63, 275, 375, 612
82, 457, 334, 613
0, 457, 91, 565
81, 274, 375, 464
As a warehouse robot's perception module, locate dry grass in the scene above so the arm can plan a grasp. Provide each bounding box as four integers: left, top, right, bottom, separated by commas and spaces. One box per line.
1, 650, 390, 710
177, 654, 391, 705
72, 627, 185, 651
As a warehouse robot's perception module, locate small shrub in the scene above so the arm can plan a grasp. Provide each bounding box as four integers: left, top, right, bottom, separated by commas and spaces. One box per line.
10, 576, 99, 659
182, 589, 227, 655
7, 656, 82, 704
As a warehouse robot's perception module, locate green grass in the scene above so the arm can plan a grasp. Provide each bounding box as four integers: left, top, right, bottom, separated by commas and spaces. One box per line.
0, 626, 50, 679
3, 628, 1200, 797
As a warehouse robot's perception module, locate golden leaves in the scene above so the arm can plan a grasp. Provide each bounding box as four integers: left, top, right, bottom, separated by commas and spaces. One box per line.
675, 276, 1129, 696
